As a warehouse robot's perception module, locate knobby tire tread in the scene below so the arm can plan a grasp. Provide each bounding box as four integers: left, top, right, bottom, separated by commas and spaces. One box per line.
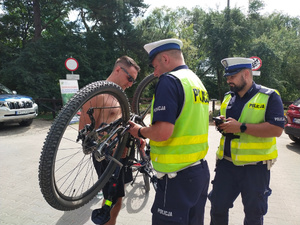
39, 81, 130, 211
131, 74, 157, 115
132, 74, 158, 192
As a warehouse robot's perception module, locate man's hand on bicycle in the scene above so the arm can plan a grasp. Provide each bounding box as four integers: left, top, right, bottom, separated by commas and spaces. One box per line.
136, 138, 147, 158
127, 120, 142, 139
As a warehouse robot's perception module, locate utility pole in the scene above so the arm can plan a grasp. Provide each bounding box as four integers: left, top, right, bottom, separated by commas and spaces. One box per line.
227, 0, 230, 8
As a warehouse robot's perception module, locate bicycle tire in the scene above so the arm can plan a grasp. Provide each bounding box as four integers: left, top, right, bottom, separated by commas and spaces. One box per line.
39, 81, 130, 211
132, 74, 158, 191
134, 144, 151, 193
131, 74, 157, 125
143, 172, 150, 192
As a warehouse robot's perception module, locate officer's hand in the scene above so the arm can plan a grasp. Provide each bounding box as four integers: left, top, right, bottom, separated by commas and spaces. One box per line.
220, 117, 241, 133
128, 121, 142, 138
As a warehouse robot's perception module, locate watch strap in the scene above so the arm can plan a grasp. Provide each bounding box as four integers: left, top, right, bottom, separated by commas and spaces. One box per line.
138, 127, 146, 139
240, 123, 247, 133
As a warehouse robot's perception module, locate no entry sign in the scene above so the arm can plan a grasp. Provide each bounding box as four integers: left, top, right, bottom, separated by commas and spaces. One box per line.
65, 58, 79, 71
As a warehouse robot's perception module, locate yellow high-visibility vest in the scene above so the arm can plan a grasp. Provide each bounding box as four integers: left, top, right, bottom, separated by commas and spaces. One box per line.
150, 69, 209, 173
217, 87, 279, 165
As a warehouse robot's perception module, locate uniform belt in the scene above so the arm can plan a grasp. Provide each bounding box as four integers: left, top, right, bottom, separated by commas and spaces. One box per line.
156, 159, 205, 179
223, 155, 267, 165
223, 155, 276, 169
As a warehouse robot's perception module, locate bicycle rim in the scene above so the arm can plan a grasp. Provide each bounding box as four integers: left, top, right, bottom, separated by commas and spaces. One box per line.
131, 74, 157, 126
134, 143, 151, 192
39, 81, 130, 211
143, 173, 150, 192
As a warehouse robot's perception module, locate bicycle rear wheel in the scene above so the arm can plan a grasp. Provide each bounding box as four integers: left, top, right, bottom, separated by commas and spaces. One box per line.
134, 144, 150, 192
131, 74, 157, 126
39, 81, 130, 211
132, 74, 158, 191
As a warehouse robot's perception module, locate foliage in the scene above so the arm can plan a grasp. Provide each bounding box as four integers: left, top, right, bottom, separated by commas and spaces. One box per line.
0, 0, 149, 103
0, 0, 299, 114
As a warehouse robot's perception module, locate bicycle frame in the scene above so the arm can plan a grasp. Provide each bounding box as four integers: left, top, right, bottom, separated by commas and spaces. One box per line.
85, 111, 157, 224
77, 110, 156, 190
39, 77, 157, 212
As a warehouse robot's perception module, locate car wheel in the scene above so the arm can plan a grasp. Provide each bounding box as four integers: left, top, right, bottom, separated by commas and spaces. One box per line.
288, 134, 300, 144
19, 119, 33, 126
284, 115, 288, 125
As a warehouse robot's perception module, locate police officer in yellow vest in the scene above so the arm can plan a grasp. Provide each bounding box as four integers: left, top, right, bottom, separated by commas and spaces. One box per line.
209, 57, 285, 225
128, 38, 210, 225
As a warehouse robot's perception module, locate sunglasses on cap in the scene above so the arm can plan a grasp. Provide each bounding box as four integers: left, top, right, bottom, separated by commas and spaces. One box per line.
120, 67, 136, 84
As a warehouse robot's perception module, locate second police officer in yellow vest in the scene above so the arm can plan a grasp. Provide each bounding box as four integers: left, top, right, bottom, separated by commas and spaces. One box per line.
209, 57, 285, 225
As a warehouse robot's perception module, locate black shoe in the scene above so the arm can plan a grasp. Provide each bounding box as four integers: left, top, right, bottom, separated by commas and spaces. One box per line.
91, 205, 111, 225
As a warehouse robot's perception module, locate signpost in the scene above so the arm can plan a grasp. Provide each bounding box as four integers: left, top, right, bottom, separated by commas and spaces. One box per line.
60, 57, 80, 106
250, 56, 262, 76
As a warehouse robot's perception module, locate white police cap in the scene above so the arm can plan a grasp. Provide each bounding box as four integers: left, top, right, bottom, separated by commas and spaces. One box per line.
221, 57, 253, 76
144, 38, 183, 62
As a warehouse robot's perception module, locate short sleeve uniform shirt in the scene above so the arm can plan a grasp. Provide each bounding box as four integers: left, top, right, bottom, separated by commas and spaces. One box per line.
151, 65, 187, 125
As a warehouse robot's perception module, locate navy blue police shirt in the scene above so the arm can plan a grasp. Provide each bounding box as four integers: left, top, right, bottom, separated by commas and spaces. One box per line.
152, 65, 187, 125
224, 82, 285, 157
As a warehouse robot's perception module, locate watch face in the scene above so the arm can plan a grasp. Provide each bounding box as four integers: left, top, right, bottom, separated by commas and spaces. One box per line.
240, 123, 247, 132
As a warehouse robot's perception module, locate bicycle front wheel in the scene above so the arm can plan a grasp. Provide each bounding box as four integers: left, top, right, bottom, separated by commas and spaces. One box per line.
39, 81, 130, 211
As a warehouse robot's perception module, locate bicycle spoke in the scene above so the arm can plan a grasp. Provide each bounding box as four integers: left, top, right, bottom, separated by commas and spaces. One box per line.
39, 81, 130, 210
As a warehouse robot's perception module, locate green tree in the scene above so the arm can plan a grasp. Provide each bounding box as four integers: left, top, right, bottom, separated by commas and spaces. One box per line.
198, 7, 253, 100
248, 13, 300, 101
1, 1, 299, 114
135, 6, 204, 75
0, 0, 149, 104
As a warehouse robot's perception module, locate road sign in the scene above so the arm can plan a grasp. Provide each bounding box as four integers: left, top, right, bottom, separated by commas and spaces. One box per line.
65, 58, 79, 71
59, 79, 79, 105
250, 56, 262, 71
66, 74, 80, 80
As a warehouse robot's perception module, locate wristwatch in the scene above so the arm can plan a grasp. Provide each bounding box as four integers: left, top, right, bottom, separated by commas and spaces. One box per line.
240, 123, 247, 133
138, 127, 146, 139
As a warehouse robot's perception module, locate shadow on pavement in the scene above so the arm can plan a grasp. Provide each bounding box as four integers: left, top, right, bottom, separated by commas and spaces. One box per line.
124, 180, 150, 214
55, 197, 98, 225
54, 180, 151, 224
286, 142, 300, 155
0, 122, 31, 135
0, 119, 52, 136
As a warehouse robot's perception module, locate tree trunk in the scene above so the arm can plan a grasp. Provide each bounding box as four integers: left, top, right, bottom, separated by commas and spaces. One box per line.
33, 0, 42, 41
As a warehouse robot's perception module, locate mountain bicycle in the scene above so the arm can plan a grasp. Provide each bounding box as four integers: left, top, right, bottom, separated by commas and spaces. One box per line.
38, 76, 158, 211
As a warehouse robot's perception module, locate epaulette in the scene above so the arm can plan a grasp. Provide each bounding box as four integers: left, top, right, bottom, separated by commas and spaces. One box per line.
258, 85, 280, 96
224, 91, 234, 96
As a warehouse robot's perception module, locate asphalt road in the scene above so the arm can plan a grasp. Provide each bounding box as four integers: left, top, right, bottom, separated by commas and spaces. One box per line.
0, 119, 299, 225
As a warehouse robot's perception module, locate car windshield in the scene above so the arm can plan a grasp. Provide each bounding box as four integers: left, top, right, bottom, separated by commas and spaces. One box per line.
0, 83, 13, 95
293, 98, 300, 107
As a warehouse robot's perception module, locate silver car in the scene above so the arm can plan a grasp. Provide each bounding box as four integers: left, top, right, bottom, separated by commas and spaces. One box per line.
0, 83, 38, 126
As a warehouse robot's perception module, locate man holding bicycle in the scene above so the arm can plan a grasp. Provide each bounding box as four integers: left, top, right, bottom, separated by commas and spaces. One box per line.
129, 38, 210, 225
79, 55, 140, 225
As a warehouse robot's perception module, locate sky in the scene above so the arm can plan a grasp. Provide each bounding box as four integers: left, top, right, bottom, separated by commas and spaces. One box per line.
143, 0, 299, 18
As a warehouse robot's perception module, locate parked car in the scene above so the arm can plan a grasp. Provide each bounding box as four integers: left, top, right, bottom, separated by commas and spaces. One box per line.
0, 83, 38, 126
284, 98, 300, 144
